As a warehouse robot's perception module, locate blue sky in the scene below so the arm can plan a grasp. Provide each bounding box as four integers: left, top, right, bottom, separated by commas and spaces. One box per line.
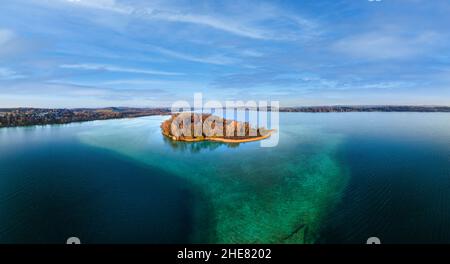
0, 0, 449, 107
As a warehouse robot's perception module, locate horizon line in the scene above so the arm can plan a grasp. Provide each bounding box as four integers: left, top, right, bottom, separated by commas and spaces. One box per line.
1, 105, 450, 110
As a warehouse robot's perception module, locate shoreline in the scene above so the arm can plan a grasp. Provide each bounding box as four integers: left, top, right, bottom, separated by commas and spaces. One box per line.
0, 114, 169, 129
2, 109, 449, 129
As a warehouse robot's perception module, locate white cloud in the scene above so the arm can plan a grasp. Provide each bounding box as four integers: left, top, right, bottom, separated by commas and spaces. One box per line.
60, 0, 270, 39
0, 67, 26, 80
60, 63, 184, 76
143, 8, 319, 41
56, 0, 317, 41
333, 31, 441, 60
151, 46, 238, 65
0, 29, 15, 47
71, 1, 268, 38
148, 10, 269, 40
64, 0, 133, 14
0, 28, 33, 58
0, 80, 182, 107
98, 79, 201, 87
239, 49, 264, 57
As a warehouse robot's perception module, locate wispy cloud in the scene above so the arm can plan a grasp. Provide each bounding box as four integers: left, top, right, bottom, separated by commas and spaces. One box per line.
0, 80, 168, 99
148, 11, 269, 40
64, 0, 133, 14
58, 0, 318, 41
238, 49, 264, 57
0, 28, 29, 58
0, 28, 15, 46
151, 46, 238, 65
1, 0, 449, 107
59, 0, 269, 39
0, 67, 26, 80
60, 63, 184, 76
98, 78, 203, 87
333, 31, 442, 60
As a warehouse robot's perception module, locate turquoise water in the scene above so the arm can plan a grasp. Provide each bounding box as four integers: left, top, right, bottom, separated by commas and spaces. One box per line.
0, 113, 449, 243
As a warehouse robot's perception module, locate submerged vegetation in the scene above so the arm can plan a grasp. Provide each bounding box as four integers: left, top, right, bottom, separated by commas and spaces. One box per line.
79, 115, 349, 244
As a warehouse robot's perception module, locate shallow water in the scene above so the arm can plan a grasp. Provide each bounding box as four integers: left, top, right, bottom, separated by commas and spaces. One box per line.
0, 113, 449, 243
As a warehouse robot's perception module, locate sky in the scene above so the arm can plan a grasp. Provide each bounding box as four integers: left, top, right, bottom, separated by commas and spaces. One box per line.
0, 0, 449, 108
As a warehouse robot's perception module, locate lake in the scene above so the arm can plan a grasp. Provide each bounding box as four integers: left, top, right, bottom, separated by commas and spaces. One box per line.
0, 113, 449, 243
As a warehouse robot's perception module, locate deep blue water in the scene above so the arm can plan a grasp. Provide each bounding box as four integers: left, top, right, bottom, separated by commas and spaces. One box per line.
0, 113, 449, 244
0, 125, 194, 243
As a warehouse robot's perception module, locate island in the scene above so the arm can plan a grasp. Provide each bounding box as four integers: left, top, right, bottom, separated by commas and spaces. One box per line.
161, 113, 273, 143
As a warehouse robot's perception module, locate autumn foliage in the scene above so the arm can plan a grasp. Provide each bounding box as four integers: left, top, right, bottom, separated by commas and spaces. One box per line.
161, 113, 270, 141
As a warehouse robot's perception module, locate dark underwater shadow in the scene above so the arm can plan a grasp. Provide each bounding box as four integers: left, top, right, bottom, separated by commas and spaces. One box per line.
0, 141, 215, 244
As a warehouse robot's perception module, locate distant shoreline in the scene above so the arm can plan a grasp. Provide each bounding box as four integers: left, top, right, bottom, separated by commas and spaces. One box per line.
0, 107, 171, 128
1, 105, 449, 113
278, 105, 450, 113
1, 106, 449, 128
